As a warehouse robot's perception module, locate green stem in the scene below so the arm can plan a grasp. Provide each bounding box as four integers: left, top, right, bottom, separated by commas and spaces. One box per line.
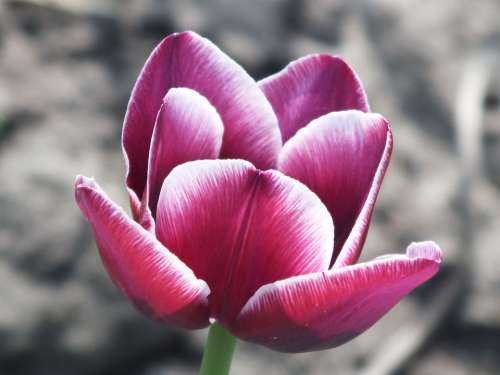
199, 323, 237, 375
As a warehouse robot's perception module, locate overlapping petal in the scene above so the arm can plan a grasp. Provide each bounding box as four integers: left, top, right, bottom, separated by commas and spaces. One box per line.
74, 175, 210, 329
123, 31, 281, 205
146, 87, 224, 217
155, 159, 334, 324
259, 54, 370, 142
232, 241, 442, 352
279, 110, 392, 266
76, 30, 444, 354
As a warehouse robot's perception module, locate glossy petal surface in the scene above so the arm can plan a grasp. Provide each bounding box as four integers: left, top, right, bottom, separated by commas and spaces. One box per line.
146, 87, 224, 216
155, 160, 333, 324
259, 54, 369, 142
75, 176, 210, 329
233, 242, 442, 352
279, 110, 392, 266
123, 31, 281, 202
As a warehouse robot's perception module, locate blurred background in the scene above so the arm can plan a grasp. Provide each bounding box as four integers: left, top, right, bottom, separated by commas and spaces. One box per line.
1, 0, 499, 374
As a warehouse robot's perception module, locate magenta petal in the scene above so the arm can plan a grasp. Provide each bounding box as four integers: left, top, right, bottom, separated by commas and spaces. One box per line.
155, 160, 333, 324
123, 31, 281, 202
232, 241, 443, 352
279, 110, 392, 266
259, 54, 369, 142
146, 87, 224, 216
127, 186, 143, 223
74, 175, 210, 329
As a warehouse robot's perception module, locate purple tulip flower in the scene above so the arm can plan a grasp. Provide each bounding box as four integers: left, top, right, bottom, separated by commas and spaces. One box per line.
75, 31, 442, 353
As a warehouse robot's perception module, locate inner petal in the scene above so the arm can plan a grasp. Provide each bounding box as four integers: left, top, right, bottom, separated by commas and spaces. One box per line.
279, 110, 390, 266
155, 160, 333, 324
146, 87, 224, 217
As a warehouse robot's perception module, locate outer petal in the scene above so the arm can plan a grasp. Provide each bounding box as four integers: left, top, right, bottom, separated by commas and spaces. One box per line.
146, 87, 224, 216
232, 241, 443, 352
155, 160, 334, 324
259, 54, 369, 142
74, 175, 210, 329
279, 110, 392, 266
123, 31, 281, 202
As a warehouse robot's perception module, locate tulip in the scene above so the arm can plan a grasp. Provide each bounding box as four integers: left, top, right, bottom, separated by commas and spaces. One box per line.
75, 31, 442, 374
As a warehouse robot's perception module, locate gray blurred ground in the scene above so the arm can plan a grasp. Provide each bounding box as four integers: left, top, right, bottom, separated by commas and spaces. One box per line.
0, 0, 499, 374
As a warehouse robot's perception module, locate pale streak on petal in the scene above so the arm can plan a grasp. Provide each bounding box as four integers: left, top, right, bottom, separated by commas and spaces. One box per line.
260, 54, 369, 142
75, 175, 210, 329
146, 87, 224, 216
279, 110, 392, 266
123, 31, 281, 203
155, 159, 333, 324
233, 241, 442, 352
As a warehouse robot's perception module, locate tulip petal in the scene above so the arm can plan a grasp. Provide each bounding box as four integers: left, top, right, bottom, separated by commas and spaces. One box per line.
233, 241, 442, 352
146, 87, 224, 216
123, 31, 281, 202
279, 110, 392, 266
155, 160, 333, 324
259, 54, 369, 142
74, 175, 210, 329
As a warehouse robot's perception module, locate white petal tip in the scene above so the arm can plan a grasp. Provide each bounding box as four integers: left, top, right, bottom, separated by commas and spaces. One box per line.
406, 241, 443, 263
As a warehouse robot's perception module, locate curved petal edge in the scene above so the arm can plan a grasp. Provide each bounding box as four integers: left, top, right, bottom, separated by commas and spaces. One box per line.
146, 87, 224, 216
232, 241, 442, 352
155, 159, 334, 324
334, 115, 393, 267
123, 31, 281, 204
259, 54, 370, 142
75, 175, 210, 329
279, 110, 392, 266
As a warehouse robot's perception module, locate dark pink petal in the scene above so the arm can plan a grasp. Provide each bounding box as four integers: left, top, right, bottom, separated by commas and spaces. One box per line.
123, 31, 281, 202
155, 160, 333, 324
259, 54, 369, 142
127, 186, 142, 223
146, 87, 224, 216
232, 241, 442, 352
74, 175, 210, 329
279, 110, 392, 266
